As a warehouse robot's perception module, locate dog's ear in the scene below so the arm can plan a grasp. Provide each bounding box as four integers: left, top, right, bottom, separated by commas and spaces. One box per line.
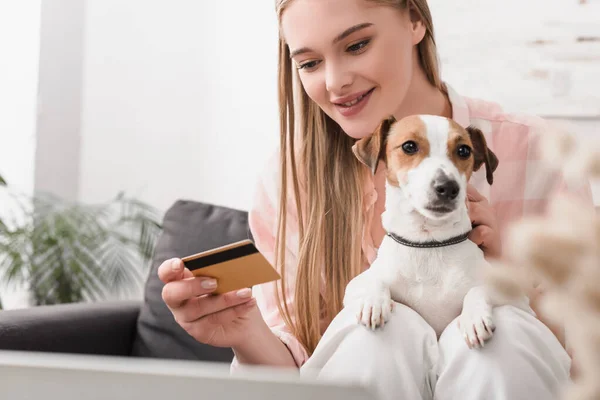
352, 115, 396, 175
466, 126, 499, 185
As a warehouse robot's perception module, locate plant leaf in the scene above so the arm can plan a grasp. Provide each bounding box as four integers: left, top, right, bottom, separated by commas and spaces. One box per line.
0, 189, 163, 306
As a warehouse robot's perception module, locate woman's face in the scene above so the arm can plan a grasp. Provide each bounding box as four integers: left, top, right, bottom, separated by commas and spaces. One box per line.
281, 0, 426, 139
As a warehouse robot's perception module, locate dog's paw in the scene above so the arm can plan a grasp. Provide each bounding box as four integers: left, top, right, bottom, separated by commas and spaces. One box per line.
355, 294, 394, 330
458, 304, 495, 349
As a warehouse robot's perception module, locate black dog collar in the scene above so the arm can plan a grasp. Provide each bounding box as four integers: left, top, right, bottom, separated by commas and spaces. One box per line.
386, 230, 472, 249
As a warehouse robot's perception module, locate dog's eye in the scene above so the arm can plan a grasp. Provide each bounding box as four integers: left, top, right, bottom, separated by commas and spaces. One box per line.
457, 145, 471, 159
402, 141, 419, 155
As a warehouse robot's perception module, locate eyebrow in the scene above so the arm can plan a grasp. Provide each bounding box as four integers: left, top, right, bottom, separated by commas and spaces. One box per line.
451, 134, 468, 145
289, 22, 374, 58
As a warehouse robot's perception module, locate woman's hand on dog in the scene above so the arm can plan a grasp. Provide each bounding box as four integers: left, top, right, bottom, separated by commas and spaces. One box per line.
158, 257, 262, 348
467, 184, 502, 259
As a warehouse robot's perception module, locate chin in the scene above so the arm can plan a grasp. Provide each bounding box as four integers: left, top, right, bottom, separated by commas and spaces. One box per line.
325, 107, 383, 140
335, 119, 377, 139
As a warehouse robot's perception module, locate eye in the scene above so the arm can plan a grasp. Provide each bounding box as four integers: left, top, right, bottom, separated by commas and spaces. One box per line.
402, 141, 419, 155
457, 145, 472, 159
297, 60, 321, 72
347, 39, 371, 54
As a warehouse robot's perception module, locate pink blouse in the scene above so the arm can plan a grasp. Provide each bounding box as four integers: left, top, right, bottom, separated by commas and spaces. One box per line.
234, 83, 594, 370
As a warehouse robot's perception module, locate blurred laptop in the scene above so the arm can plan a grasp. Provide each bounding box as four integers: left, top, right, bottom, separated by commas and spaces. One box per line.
0, 350, 376, 400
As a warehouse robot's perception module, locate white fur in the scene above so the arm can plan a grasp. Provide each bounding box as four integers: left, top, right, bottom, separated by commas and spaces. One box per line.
344, 115, 528, 349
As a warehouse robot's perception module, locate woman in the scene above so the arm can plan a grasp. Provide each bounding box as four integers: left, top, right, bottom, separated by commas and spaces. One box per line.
158, 1, 593, 399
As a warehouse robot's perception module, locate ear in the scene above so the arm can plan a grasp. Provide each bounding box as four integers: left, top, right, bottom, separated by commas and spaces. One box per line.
408, 4, 426, 45
352, 116, 396, 175
466, 126, 499, 185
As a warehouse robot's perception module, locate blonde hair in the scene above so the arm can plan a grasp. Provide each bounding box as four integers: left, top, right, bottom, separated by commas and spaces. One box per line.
274, 0, 443, 355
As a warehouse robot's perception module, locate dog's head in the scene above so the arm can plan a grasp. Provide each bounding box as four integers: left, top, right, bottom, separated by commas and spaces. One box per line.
352, 114, 499, 220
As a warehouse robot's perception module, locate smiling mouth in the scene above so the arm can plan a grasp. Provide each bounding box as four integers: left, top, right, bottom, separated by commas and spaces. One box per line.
336, 88, 375, 107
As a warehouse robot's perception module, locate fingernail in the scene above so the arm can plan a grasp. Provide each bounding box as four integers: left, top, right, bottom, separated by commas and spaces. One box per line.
236, 288, 252, 298
201, 279, 217, 289
171, 259, 181, 271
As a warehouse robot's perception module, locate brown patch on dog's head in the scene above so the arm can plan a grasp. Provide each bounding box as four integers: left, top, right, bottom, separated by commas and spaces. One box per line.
352, 115, 396, 175
465, 126, 499, 185
384, 115, 431, 187
354, 116, 499, 188
447, 120, 476, 181
353, 115, 436, 187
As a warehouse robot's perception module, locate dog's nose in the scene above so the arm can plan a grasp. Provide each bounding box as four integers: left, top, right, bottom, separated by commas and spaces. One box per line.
434, 180, 460, 201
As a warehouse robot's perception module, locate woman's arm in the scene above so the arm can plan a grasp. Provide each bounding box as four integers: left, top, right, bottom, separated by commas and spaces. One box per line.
231, 309, 297, 367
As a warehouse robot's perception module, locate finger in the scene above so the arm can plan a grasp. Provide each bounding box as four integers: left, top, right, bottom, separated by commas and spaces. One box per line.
467, 184, 487, 203
469, 225, 485, 246
468, 202, 495, 228
175, 288, 254, 323
158, 258, 193, 284
204, 296, 257, 325
184, 299, 257, 345
469, 225, 493, 247
162, 275, 220, 309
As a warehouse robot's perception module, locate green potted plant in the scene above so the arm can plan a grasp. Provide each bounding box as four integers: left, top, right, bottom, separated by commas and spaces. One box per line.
0, 172, 162, 309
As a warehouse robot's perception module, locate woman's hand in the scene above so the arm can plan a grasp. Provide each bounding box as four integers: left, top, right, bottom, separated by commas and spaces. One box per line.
467, 184, 502, 259
158, 258, 261, 348
158, 258, 297, 367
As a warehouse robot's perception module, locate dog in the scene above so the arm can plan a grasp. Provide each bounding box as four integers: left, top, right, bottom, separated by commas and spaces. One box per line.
343, 114, 526, 348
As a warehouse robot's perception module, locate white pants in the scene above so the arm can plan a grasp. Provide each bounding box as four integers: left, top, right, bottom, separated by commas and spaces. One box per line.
300, 303, 571, 400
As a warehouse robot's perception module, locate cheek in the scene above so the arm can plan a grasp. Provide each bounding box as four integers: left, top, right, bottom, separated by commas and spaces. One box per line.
388, 154, 427, 186
360, 46, 390, 82
386, 36, 414, 81
402, 168, 432, 202
388, 167, 408, 186
299, 73, 326, 106
358, 37, 414, 95
408, 165, 431, 188
454, 160, 474, 181
375, 44, 414, 112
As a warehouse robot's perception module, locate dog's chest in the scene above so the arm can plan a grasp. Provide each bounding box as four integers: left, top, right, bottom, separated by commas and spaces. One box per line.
378, 240, 483, 336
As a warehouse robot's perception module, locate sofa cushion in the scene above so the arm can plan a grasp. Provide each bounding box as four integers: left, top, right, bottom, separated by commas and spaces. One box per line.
131, 199, 250, 362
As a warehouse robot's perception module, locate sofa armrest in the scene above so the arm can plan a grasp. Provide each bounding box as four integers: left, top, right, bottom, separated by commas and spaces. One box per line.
0, 301, 141, 356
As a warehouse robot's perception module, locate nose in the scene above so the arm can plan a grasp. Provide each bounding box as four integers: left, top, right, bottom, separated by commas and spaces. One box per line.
325, 62, 352, 93
434, 180, 460, 201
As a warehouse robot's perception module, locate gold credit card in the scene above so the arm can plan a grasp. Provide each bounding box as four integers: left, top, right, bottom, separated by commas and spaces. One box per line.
181, 239, 281, 294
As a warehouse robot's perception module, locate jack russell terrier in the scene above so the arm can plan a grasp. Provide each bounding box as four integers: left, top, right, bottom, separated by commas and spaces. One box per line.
344, 114, 527, 349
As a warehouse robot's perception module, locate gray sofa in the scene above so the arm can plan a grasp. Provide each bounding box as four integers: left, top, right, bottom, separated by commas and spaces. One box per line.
0, 199, 254, 364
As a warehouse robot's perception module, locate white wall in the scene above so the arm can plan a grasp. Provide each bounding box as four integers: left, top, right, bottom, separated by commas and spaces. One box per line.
429, 0, 600, 117
78, 1, 280, 214
0, 2, 41, 197
0, 1, 42, 309
34, 0, 85, 202
77, 0, 599, 214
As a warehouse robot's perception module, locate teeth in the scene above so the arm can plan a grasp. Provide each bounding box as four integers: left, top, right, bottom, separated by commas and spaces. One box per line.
341, 92, 366, 107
